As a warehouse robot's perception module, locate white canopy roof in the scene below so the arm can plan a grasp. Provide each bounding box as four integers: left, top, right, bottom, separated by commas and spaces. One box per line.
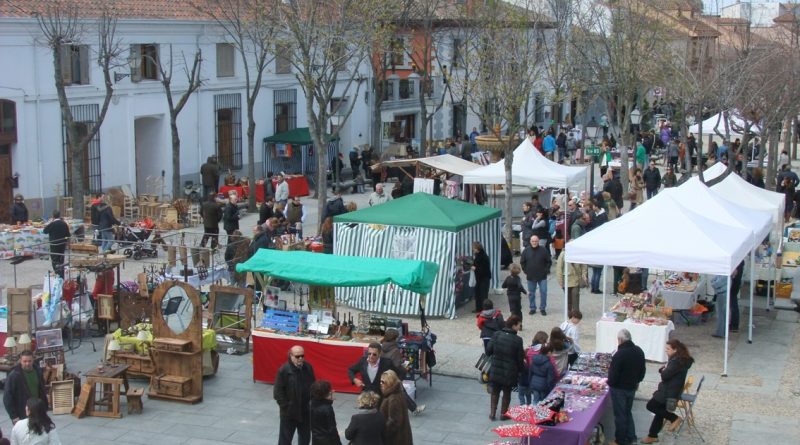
378, 154, 480, 176
462, 138, 587, 188
668, 177, 773, 247
565, 189, 753, 275
688, 111, 761, 136
703, 163, 785, 234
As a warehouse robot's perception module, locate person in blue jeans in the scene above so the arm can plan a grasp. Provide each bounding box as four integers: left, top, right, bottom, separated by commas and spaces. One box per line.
607, 328, 646, 445
519, 235, 552, 316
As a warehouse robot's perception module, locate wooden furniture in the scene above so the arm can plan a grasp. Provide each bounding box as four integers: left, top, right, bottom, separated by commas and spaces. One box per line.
112, 352, 155, 378
6, 288, 32, 338
148, 281, 203, 404
207, 285, 253, 353
126, 387, 144, 414
118, 290, 151, 329
51, 380, 76, 415
84, 364, 130, 419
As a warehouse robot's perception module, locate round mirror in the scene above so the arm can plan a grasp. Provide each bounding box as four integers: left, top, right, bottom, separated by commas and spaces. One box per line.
161, 285, 194, 335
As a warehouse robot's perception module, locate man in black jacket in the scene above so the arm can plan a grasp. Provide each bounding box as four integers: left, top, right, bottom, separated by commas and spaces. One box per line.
607, 329, 646, 445
274, 345, 315, 445
43, 210, 70, 278
603, 172, 624, 210
200, 155, 220, 196
520, 235, 552, 316
96, 200, 119, 253
642, 160, 661, 200
222, 193, 240, 237
200, 193, 222, 249
3, 351, 47, 424
347, 342, 396, 394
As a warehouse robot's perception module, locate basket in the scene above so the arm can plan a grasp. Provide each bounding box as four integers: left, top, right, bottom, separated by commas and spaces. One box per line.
776, 282, 793, 299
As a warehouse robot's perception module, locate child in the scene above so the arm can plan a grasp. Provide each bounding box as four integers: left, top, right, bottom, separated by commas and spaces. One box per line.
476, 300, 504, 353
529, 340, 557, 404
519, 331, 548, 405
502, 263, 527, 322
559, 310, 583, 366
548, 328, 570, 377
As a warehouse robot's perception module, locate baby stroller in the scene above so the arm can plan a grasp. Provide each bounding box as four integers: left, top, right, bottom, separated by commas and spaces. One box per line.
120, 226, 159, 260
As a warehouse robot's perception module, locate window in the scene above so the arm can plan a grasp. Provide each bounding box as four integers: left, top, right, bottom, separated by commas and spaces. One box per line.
330, 98, 346, 116
274, 89, 297, 134
399, 79, 412, 99
452, 38, 462, 68
0, 100, 16, 144
59, 45, 90, 85
330, 41, 346, 71
214, 94, 243, 169
383, 79, 394, 101
387, 38, 405, 67
275, 44, 292, 75
130, 44, 159, 82
62, 104, 101, 195
534, 93, 544, 123
216, 43, 235, 77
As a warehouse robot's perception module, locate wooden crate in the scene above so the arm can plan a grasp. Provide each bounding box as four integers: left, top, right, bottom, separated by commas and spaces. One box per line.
152, 338, 191, 353
51, 380, 75, 415
151, 375, 191, 398
113, 352, 155, 376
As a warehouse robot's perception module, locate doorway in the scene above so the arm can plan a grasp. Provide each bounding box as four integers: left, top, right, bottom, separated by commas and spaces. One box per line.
0, 144, 12, 223
134, 116, 166, 197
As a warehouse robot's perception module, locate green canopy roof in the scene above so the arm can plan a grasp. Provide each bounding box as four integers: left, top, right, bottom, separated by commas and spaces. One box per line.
334, 193, 500, 232
263, 127, 338, 145
236, 250, 439, 294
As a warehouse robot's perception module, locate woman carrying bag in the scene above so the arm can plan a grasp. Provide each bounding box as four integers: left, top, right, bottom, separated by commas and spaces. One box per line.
641, 339, 694, 443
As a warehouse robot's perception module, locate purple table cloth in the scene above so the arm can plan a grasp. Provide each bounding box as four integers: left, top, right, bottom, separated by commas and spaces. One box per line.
530, 391, 610, 445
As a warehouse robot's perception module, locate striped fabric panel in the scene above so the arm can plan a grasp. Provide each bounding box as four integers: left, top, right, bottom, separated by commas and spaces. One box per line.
333, 216, 501, 319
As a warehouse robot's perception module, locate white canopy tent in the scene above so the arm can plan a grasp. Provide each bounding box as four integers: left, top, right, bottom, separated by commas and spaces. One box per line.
688, 111, 761, 136
566, 187, 769, 375
462, 138, 587, 188
378, 154, 481, 176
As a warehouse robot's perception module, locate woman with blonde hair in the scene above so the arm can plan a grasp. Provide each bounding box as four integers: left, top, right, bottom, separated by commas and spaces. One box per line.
345, 391, 385, 445
378, 370, 412, 445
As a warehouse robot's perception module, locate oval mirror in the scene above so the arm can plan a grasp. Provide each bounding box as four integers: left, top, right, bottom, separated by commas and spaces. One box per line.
161, 285, 194, 335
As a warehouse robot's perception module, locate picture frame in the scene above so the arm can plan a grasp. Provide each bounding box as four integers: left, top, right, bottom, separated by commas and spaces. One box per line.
35, 328, 64, 350
97, 294, 117, 320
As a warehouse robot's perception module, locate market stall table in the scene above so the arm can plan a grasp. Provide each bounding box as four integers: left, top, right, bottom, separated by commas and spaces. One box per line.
661, 277, 706, 310
252, 330, 368, 393
0, 220, 85, 259
272, 175, 310, 198
595, 320, 675, 362
533, 391, 610, 445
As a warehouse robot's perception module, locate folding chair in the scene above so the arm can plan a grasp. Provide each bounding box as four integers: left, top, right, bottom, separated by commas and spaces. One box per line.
675, 375, 705, 442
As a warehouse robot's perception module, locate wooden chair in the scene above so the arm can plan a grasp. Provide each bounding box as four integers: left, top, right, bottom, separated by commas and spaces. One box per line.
126, 387, 144, 414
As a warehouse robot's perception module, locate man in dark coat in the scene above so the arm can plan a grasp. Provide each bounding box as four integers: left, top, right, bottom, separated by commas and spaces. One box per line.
10, 194, 28, 225
274, 345, 316, 445
607, 328, 646, 445
200, 155, 220, 196
321, 191, 346, 222
3, 351, 47, 423
348, 343, 396, 394
520, 235, 552, 316
43, 210, 70, 278
642, 160, 661, 199
96, 200, 119, 253
200, 193, 222, 249
486, 316, 525, 421
248, 224, 272, 258
89, 193, 105, 246
222, 193, 240, 236
603, 172, 624, 210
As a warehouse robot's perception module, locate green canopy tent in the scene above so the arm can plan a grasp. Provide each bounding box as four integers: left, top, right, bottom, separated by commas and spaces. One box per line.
262, 128, 339, 178
334, 193, 501, 318
236, 249, 439, 295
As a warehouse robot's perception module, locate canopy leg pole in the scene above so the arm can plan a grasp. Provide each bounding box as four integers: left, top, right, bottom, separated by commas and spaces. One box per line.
723, 276, 731, 377
749, 250, 754, 344
602, 265, 607, 313
564, 192, 569, 321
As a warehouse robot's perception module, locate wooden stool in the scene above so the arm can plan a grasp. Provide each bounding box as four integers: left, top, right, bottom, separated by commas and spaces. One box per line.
126, 387, 144, 414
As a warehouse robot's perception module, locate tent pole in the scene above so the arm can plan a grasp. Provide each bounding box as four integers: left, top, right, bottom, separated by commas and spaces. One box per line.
723, 275, 731, 377
602, 265, 607, 313
564, 191, 569, 321
748, 250, 754, 344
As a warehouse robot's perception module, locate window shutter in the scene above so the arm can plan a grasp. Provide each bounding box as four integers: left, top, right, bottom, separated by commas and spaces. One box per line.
79, 46, 90, 85
130, 44, 142, 82
59, 44, 72, 85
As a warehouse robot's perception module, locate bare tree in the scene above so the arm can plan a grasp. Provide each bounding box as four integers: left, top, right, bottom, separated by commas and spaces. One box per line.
18, 0, 123, 215
157, 46, 203, 200
194, 0, 278, 212
452, 0, 547, 242
277, 0, 386, 227
539, 0, 576, 128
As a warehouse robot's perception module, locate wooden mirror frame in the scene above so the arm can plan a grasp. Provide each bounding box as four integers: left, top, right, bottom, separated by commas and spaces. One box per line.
207, 285, 253, 339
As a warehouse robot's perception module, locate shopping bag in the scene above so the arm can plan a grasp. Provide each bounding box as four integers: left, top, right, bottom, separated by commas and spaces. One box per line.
468, 270, 477, 287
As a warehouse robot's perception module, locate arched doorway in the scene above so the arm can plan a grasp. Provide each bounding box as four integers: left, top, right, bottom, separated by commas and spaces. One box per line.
0, 99, 17, 224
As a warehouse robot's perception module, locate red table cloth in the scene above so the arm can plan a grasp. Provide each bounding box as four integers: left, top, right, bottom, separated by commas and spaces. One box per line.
252, 330, 368, 393
271, 176, 310, 198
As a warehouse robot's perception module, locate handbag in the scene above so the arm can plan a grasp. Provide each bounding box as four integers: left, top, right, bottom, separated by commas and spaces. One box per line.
475, 352, 492, 383
666, 397, 678, 412
468, 270, 477, 287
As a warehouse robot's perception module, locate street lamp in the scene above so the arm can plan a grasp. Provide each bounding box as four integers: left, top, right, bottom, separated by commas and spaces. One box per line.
585, 124, 599, 195
629, 108, 642, 135
114, 55, 142, 83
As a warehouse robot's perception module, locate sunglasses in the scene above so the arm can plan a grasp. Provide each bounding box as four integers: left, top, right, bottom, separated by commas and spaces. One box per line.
293, 355, 304, 359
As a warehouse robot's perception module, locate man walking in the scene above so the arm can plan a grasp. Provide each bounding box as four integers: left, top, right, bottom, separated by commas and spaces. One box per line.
642, 160, 661, 200
200, 193, 222, 249
607, 329, 646, 445
274, 345, 315, 445
223, 192, 240, 237
43, 210, 70, 278
200, 155, 220, 197
520, 235, 551, 316
3, 351, 47, 424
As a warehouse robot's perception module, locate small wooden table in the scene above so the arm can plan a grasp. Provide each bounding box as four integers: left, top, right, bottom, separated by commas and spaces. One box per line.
84, 364, 130, 418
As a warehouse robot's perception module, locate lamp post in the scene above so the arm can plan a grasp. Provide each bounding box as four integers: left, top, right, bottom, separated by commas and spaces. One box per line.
585, 124, 599, 195
114, 55, 142, 83
630, 108, 642, 135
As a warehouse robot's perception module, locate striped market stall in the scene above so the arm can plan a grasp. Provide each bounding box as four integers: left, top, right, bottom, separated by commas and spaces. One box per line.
334, 193, 501, 318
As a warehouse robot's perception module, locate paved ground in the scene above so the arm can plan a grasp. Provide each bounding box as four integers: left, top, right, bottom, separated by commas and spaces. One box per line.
1, 169, 800, 444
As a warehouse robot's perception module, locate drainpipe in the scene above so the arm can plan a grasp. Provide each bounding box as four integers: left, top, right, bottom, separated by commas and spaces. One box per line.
32, 44, 46, 216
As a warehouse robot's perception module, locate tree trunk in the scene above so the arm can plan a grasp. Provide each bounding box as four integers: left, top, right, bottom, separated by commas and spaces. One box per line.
503, 146, 513, 245
171, 115, 181, 200
371, 96, 383, 152
418, 94, 429, 156
247, 99, 257, 212
782, 118, 792, 160
792, 117, 798, 160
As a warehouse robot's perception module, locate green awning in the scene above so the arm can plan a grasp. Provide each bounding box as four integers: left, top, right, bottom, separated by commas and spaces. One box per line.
262, 127, 339, 145
334, 193, 501, 232
236, 250, 439, 295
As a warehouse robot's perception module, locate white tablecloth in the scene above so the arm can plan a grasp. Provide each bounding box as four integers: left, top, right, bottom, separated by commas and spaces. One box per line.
661, 277, 706, 310
595, 320, 675, 362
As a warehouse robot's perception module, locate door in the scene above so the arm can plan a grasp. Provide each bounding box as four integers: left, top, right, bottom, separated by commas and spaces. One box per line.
0, 144, 11, 223
134, 116, 166, 196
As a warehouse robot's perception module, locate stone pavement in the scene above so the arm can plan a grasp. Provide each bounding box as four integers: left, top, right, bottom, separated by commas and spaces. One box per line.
1, 178, 800, 443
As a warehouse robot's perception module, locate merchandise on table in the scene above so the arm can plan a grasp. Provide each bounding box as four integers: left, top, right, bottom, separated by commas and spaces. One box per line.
0, 220, 84, 258
606, 289, 672, 325
569, 352, 612, 377
663, 272, 700, 292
